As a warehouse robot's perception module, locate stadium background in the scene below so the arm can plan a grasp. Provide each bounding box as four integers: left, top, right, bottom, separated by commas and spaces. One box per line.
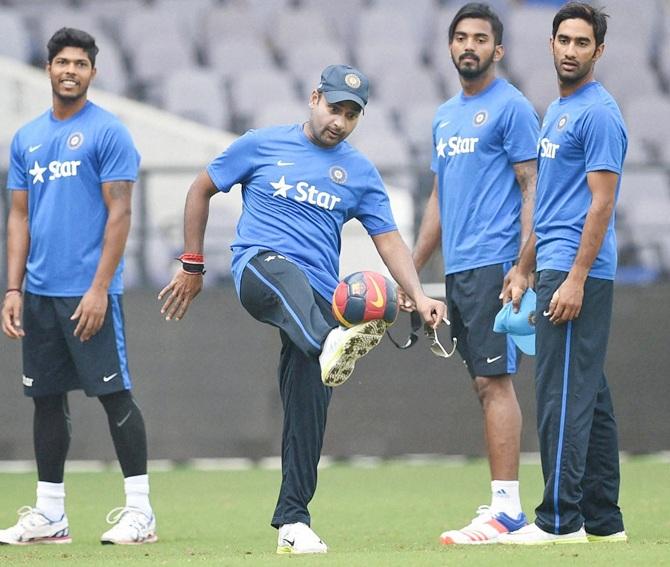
1, 0, 669, 461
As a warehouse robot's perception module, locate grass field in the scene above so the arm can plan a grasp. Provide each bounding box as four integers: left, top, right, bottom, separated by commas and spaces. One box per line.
1, 458, 668, 566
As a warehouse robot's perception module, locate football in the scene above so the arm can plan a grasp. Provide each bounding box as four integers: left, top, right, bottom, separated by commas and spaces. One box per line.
332, 271, 399, 328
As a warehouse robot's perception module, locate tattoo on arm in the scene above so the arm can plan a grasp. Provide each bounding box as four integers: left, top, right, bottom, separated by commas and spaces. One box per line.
513, 160, 537, 202
106, 180, 133, 200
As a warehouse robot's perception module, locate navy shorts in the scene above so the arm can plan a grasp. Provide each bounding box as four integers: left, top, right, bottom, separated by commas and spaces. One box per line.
21, 292, 133, 397
445, 263, 519, 378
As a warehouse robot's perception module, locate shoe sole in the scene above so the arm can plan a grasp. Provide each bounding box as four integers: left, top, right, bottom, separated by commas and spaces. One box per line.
321, 320, 387, 387
0, 536, 72, 545
500, 536, 589, 546
101, 534, 158, 545
441, 536, 498, 545
276, 545, 327, 554
586, 533, 628, 543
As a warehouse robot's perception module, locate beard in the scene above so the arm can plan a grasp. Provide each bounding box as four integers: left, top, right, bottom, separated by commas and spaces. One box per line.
452, 51, 496, 80
50, 75, 90, 105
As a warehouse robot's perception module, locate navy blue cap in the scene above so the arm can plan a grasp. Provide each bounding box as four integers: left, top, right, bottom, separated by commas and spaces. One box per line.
493, 289, 537, 355
317, 64, 369, 110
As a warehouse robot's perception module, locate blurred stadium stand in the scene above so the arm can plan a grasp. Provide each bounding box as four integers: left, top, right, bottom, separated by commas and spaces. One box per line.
1, 0, 670, 283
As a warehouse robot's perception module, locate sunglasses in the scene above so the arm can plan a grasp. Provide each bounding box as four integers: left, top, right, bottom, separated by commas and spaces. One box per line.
424, 318, 457, 358
387, 313, 458, 358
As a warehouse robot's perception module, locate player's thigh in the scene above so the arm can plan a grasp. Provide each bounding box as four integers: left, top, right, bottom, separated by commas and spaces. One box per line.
240, 250, 330, 334
541, 273, 613, 396
445, 274, 473, 375
447, 264, 518, 377
56, 295, 132, 397
22, 292, 79, 397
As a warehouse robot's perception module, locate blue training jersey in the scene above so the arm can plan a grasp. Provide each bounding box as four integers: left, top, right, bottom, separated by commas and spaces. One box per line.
206, 124, 397, 300
431, 78, 538, 275
7, 101, 140, 296
535, 81, 627, 280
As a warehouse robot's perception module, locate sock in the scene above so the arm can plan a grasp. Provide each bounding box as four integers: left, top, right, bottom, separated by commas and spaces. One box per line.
36, 481, 65, 521
124, 474, 152, 517
490, 480, 522, 517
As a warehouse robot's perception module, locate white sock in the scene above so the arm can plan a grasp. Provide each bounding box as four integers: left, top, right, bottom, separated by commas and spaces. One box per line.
490, 480, 522, 517
124, 474, 152, 517
36, 481, 65, 521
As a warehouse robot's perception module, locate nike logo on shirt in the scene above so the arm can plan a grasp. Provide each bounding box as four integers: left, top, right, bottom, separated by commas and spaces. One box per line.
438, 121, 450, 128
29, 145, 42, 152
276, 160, 295, 166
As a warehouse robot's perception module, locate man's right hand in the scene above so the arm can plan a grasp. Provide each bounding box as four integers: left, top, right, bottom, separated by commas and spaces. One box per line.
500, 265, 532, 312
2, 292, 25, 339
158, 270, 203, 321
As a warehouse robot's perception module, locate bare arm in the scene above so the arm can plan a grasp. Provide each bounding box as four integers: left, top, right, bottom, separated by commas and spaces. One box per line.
547, 170, 618, 324
512, 159, 537, 249
412, 176, 441, 272
159, 171, 218, 320
372, 230, 446, 328
500, 159, 538, 310
2, 191, 29, 338
71, 180, 133, 341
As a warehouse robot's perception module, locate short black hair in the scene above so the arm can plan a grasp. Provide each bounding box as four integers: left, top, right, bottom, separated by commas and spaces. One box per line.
47, 27, 99, 66
552, 2, 608, 47
449, 2, 504, 46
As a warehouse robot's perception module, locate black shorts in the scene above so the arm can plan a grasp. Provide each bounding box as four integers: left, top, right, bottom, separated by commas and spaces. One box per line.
445, 263, 520, 378
21, 292, 133, 397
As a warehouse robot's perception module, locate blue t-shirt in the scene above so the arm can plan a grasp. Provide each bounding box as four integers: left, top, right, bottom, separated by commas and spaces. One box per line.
535, 82, 627, 280
7, 101, 140, 296
431, 78, 538, 275
206, 124, 397, 300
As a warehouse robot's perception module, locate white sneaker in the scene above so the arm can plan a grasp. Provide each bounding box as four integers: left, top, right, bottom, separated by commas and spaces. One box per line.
440, 505, 527, 545
100, 507, 157, 545
0, 506, 71, 545
276, 522, 327, 554
498, 522, 588, 545
319, 320, 387, 386
586, 530, 628, 543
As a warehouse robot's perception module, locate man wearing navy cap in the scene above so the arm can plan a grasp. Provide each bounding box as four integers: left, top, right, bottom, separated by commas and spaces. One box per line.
159, 64, 446, 554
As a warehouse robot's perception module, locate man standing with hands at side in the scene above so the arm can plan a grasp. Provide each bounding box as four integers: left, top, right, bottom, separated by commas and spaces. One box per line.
500, 2, 627, 545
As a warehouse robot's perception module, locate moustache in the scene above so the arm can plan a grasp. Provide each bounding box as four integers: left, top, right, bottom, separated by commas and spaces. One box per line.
459, 54, 480, 63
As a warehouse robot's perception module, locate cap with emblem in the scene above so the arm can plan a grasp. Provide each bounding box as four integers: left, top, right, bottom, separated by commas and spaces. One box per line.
493, 288, 536, 355
317, 64, 369, 110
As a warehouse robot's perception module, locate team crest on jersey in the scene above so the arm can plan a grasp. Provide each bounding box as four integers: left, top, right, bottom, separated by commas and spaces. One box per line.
556, 114, 569, 131
67, 131, 84, 149
345, 73, 361, 89
329, 166, 348, 184
473, 110, 488, 127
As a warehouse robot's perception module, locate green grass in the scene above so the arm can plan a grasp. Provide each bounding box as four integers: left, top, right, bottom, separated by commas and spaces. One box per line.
1, 459, 668, 566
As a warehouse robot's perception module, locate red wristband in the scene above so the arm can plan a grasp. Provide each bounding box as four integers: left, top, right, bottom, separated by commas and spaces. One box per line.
5, 288, 22, 296
178, 253, 204, 264
177, 253, 206, 275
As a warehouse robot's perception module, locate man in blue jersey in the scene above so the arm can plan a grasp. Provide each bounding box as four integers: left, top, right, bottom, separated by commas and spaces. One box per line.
411, 3, 538, 544
499, 2, 627, 544
158, 64, 446, 554
0, 28, 156, 546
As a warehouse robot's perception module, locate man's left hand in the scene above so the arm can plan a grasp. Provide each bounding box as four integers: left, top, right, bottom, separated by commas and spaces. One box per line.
545, 276, 584, 325
415, 295, 447, 329
71, 287, 108, 341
